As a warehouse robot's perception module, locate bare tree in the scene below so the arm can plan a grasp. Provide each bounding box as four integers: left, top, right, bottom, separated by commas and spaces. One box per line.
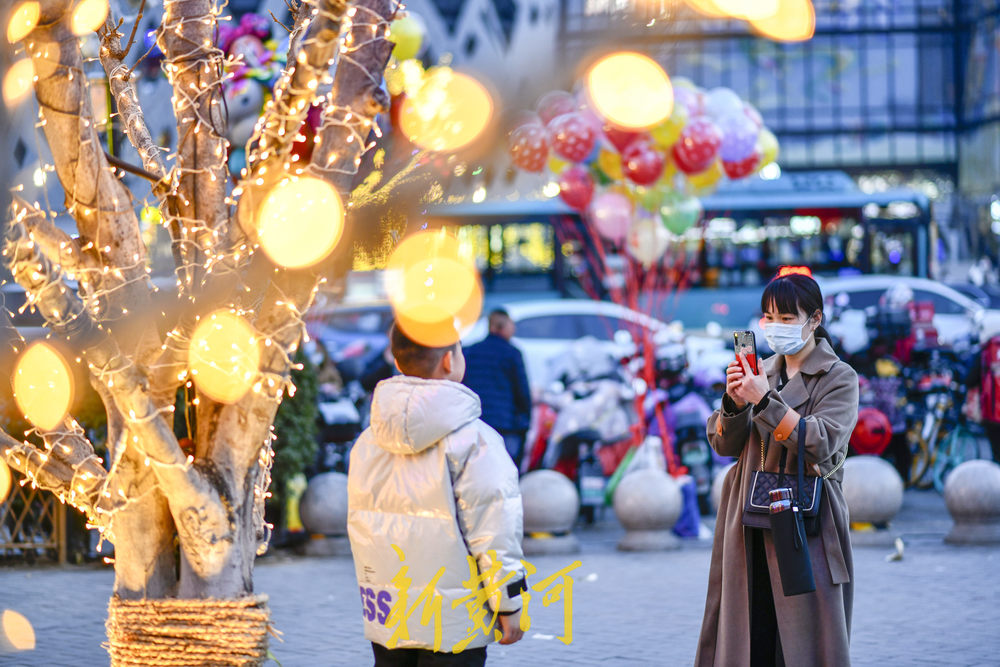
1, 0, 397, 662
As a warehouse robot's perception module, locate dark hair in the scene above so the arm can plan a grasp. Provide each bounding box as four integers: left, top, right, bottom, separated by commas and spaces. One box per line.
760, 273, 834, 346
488, 308, 511, 333
389, 322, 456, 378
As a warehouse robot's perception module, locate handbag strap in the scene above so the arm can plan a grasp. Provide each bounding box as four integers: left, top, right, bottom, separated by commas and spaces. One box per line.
796, 418, 807, 506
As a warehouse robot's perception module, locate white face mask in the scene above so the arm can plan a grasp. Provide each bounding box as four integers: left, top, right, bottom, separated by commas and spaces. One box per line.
763, 321, 810, 355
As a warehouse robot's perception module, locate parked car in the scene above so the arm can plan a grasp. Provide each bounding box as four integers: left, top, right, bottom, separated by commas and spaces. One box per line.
462, 299, 670, 390
816, 275, 999, 347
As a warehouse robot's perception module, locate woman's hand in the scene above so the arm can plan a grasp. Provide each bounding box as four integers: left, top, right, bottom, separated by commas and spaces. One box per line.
725, 359, 747, 409
731, 353, 769, 407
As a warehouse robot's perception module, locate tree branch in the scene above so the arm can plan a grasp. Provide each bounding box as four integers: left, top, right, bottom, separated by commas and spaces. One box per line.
12, 197, 99, 278
26, 1, 156, 360
308, 0, 396, 194
99, 17, 166, 180
158, 0, 229, 291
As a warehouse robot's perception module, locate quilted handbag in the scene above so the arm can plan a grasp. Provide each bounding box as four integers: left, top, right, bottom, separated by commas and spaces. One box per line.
742, 418, 842, 536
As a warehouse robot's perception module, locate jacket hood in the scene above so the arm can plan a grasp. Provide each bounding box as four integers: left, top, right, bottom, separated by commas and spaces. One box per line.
369, 376, 482, 454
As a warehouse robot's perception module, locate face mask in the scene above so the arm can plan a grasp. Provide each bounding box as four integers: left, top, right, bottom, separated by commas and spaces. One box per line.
763, 321, 809, 355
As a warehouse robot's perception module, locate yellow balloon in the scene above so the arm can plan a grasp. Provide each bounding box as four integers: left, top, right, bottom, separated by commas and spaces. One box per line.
13, 342, 74, 432
658, 153, 678, 186
385, 231, 483, 347
687, 160, 724, 195
758, 128, 779, 167
585, 52, 674, 130
256, 176, 345, 269
596, 149, 624, 182
650, 104, 689, 150
399, 70, 493, 152
7, 2, 40, 44
548, 155, 570, 175
387, 14, 426, 62
188, 311, 261, 404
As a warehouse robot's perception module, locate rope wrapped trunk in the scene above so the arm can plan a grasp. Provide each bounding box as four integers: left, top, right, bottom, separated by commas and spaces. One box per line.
105, 595, 270, 666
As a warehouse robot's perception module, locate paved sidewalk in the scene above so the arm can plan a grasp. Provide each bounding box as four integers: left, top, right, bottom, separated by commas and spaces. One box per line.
1, 490, 998, 666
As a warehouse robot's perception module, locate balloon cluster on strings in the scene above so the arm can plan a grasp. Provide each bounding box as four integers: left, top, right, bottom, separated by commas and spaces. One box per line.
508, 64, 779, 267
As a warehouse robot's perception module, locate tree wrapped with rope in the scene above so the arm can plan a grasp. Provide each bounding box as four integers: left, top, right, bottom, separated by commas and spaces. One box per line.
0, 1, 407, 663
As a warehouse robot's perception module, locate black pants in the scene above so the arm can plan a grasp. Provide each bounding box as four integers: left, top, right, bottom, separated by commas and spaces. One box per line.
748, 529, 785, 667
372, 643, 487, 667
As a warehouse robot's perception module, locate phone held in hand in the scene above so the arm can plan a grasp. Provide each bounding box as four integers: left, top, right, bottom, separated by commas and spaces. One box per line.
734, 330, 758, 374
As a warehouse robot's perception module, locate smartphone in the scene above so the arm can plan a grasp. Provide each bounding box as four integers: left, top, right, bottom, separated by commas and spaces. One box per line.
734, 330, 758, 374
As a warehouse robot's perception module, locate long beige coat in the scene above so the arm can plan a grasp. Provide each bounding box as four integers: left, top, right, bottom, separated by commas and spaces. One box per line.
696, 338, 859, 666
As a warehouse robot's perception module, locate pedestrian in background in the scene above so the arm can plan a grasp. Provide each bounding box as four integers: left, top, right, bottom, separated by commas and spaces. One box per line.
697, 272, 858, 667
462, 309, 532, 470
347, 323, 527, 666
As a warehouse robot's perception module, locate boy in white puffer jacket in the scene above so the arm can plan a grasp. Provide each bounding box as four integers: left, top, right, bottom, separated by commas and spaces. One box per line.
347, 323, 527, 666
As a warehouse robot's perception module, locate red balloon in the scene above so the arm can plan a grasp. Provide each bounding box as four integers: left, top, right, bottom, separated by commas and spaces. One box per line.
548, 112, 598, 163
558, 165, 595, 211
722, 150, 762, 179
622, 141, 665, 186
672, 117, 722, 175
850, 407, 892, 455
508, 123, 549, 172
604, 125, 643, 153
536, 91, 578, 125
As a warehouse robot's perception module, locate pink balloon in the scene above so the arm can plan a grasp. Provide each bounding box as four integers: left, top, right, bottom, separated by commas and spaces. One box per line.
744, 103, 764, 128
673, 87, 703, 116
588, 192, 633, 243
537, 91, 578, 125
548, 112, 598, 163
558, 165, 595, 211
672, 117, 722, 175
508, 124, 549, 172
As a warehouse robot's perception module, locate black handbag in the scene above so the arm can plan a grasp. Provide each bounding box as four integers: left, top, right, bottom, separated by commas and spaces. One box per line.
742, 418, 842, 536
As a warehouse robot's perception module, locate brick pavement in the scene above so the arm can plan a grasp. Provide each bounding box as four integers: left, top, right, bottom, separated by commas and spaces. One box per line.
1, 490, 998, 666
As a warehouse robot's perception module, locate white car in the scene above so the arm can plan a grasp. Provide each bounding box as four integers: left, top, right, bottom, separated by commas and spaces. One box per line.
462, 300, 669, 390
816, 275, 1000, 348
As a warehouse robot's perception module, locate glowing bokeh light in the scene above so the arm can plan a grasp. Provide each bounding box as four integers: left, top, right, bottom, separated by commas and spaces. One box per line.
256, 176, 344, 269
12, 342, 73, 432
2, 58, 34, 107
7, 2, 40, 43
0, 462, 10, 504
385, 231, 483, 347
750, 0, 815, 41
700, 0, 779, 19
683, 0, 730, 17
1, 610, 36, 651
399, 69, 493, 152
585, 52, 673, 130
70, 0, 109, 37
188, 311, 260, 404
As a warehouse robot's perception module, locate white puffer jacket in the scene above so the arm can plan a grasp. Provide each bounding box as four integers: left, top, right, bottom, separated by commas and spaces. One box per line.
347, 376, 526, 652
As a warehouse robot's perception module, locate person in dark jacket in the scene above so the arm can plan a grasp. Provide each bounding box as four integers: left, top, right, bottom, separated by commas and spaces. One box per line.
462, 310, 532, 470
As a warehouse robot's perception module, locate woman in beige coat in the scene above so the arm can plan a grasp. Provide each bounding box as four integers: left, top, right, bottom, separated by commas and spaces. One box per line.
696, 273, 859, 667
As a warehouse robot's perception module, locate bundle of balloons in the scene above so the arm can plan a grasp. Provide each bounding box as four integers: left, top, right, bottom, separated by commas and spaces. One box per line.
508, 80, 779, 266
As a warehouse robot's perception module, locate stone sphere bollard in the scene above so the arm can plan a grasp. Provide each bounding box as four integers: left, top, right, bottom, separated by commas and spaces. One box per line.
613, 468, 682, 551
520, 470, 580, 555
710, 462, 736, 515
842, 455, 905, 525
299, 472, 351, 556
944, 460, 1000, 545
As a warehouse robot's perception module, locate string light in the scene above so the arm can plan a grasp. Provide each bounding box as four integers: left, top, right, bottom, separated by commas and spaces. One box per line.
585, 52, 674, 130
6, 2, 40, 44
2, 58, 34, 107
70, 0, 110, 37
256, 176, 345, 268
12, 342, 75, 432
